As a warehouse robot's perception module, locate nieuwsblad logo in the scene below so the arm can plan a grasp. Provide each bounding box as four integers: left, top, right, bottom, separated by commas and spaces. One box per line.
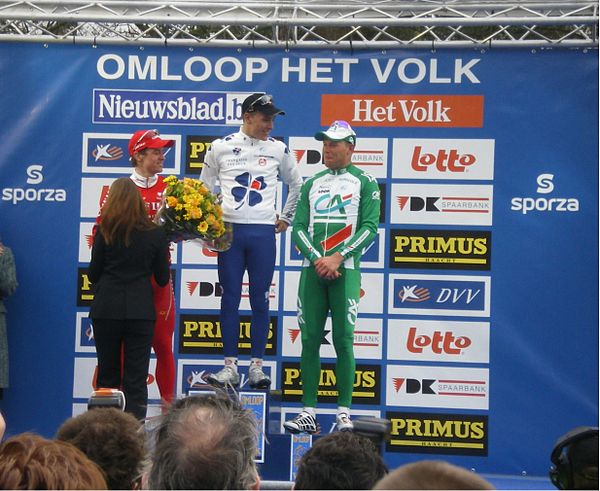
511, 173, 579, 214
386, 411, 488, 456
93, 89, 248, 126
391, 183, 493, 226
389, 229, 491, 271
281, 316, 382, 359
392, 138, 495, 180
387, 319, 490, 363
82, 133, 180, 174
281, 361, 381, 405
179, 313, 278, 355
386, 365, 489, 410
2, 165, 67, 205
388, 273, 491, 317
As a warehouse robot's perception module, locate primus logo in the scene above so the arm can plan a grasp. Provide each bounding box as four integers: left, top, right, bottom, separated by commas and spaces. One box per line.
281, 361, 380, 405
511, 173, 579, 214
386, 411, 488, 456
179, 314, 277, 355
2, 165, 67, 205
390, 229, 491, 271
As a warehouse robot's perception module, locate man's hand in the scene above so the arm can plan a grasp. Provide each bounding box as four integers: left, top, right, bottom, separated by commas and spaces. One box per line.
275, 219, 289, 233
315, 252, 344, 280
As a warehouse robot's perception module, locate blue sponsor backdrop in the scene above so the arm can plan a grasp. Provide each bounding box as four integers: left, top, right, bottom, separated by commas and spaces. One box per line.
0, 42, 597, 477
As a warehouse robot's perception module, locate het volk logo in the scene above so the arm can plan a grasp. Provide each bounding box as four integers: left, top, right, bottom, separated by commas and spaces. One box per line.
2, 165, 67, 205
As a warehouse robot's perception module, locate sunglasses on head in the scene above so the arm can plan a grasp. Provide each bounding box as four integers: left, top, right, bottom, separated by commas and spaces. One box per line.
134, 129, 159, 147
247, 94, 273, 112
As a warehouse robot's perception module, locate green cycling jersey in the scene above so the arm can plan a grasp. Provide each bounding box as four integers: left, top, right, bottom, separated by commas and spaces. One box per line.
292, 164, 380, 408
292, 164, 381, 269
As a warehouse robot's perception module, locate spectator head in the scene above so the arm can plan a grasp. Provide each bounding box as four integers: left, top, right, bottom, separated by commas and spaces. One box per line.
373, 460, 494, 490
0, 432, 107, 489
56, 407, 146, 489
294, 431, 388, 490
550, 426, 599, 490
148, 391, 260, 490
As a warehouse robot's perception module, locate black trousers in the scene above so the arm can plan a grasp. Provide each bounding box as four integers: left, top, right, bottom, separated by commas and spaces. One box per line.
92, 318, 155, 420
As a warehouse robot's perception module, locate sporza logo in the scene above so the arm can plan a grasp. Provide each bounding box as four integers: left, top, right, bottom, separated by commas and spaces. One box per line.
511, 173, 579, 214
536, 173, 554, 193
387, 274, 490, 317
2, 165, 67, 205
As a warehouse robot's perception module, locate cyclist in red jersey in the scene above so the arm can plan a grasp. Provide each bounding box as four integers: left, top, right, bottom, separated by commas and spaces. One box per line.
127, 129, 176, 408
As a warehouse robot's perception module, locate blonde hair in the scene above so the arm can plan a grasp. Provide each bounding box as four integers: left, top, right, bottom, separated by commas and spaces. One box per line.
373, 460, 495, 490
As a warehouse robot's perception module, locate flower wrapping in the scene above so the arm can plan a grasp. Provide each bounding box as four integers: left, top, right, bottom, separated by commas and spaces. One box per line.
155, 175, 232, 251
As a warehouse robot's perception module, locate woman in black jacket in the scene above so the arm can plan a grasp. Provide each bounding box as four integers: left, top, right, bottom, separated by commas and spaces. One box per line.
89, 177, 170, 420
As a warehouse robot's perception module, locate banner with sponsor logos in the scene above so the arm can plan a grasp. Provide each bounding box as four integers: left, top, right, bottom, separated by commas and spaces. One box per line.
0, 42, 597, 476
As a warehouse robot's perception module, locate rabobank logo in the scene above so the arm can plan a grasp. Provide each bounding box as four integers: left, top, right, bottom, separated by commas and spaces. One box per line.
93, 89, 247, 126
82, 132, 181, 174
388, 274, 490, 317
2, 165, 67, 205
511, 173, 579, 214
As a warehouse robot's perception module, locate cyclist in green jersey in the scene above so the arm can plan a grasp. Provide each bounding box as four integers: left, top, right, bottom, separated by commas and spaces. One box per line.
284, 121, 381, 434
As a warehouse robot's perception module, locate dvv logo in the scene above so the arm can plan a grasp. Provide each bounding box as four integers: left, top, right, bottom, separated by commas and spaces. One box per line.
388, 274, 490, 317
82, 132, 180, 174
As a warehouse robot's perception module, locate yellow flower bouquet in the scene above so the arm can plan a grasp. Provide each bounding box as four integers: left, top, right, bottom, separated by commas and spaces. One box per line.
155, 175, 232, 251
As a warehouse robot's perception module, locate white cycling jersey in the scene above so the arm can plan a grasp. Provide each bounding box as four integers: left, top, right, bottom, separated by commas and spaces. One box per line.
201, 128, 303, 225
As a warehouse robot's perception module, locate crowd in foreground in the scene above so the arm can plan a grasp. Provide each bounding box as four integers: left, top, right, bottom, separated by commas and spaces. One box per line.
0, 391, 597, 490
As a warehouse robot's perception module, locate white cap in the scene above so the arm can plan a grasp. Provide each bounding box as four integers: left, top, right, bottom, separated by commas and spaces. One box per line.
314, 120, 356, 145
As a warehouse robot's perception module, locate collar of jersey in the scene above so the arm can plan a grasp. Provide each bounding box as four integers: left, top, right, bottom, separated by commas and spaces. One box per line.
328, 165, 351, 175
130, 169, 158, 189
239, 127, 265, 145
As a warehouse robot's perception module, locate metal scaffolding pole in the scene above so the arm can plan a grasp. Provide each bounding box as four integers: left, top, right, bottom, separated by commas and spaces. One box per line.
0, 0, 597, 48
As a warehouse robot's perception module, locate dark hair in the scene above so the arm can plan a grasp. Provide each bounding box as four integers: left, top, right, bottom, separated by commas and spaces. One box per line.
294, 431, 388, 490
99, 177, 155, 246
148, 391, 259, 490
56, 408, 146, 490
373, 460, 495, 490
0, 432, 107, 489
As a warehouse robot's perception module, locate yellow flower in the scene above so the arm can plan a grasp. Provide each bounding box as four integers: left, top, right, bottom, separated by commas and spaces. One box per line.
197, 221, 209, 233
167, 196, 179, 208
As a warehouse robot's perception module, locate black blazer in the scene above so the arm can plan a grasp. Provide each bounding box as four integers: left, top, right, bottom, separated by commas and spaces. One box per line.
88, 226, 170, 320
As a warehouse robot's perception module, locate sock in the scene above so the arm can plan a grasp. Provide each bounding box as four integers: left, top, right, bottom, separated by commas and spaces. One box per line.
337, 406, 350, 416
303, 407, 316, 417
224, 357, 238, 372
